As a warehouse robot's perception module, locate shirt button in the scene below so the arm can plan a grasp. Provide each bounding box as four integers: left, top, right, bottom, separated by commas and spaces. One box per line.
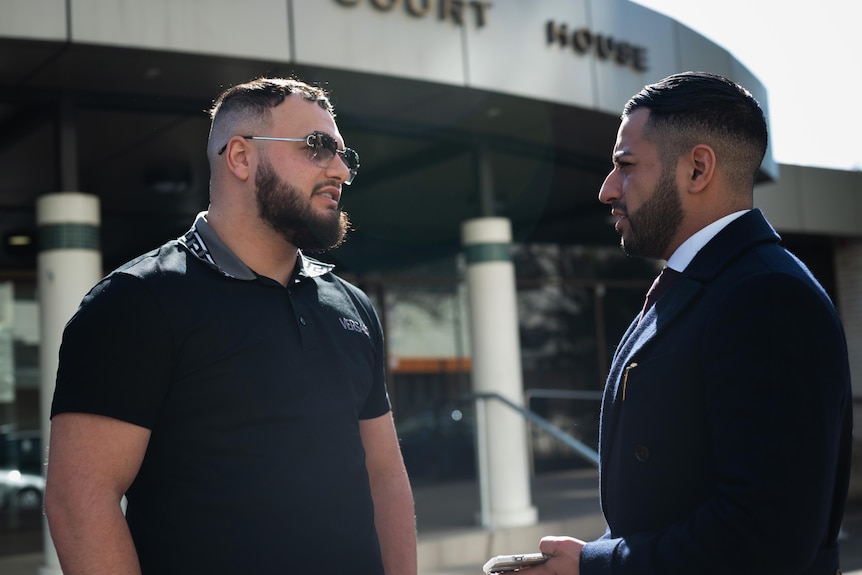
299, 316, 306, 326
634, 445, 650, 462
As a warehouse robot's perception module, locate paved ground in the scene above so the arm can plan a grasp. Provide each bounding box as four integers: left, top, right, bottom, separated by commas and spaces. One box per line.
841, 500, 862, 572
4, 469, 862, 573
0, 507, 42, 557
414, 467, 604, 534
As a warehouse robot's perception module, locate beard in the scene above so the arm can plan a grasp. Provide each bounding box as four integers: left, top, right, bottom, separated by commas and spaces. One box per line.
619, 167, 683, 259
255, 156, 350, 253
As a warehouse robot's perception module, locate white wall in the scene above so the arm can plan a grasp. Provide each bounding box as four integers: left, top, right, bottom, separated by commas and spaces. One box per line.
69, 0, 290, 59
0, 0, 66, 40
755, 164, 862, 237
0, 0, 770, 125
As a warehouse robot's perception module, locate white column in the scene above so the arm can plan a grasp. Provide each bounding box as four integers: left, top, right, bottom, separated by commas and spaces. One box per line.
37, 192, 103, 575
462, 217, 537, 529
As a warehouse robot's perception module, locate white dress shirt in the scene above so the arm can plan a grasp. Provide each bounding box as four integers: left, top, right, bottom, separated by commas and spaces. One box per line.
666, 210, 750, 272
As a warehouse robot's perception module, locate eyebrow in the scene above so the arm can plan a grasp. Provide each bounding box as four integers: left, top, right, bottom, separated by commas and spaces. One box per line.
612, 150, 633, 163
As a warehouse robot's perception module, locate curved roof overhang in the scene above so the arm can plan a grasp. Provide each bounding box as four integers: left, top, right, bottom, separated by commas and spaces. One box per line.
0, 0, 775, 273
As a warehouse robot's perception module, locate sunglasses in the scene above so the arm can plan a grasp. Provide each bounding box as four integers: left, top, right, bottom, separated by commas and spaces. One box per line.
218, 131, 360, 185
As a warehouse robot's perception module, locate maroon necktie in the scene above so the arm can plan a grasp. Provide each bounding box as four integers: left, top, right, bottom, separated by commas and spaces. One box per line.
639, 267, 680, 323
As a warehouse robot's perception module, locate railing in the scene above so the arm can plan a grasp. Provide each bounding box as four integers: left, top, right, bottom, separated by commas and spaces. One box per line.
524, 388, 603, 406
524, 388, 603, 473
472, 391, 600, 467
471, 391, 600, 527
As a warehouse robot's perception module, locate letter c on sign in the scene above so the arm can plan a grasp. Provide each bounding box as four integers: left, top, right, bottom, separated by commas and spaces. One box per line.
405, 0, 432, 17
371, 0, 401, 10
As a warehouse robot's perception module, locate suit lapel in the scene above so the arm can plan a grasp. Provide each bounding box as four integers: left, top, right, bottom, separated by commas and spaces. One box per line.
600, 276, 701, 451
598, 209, 783, 486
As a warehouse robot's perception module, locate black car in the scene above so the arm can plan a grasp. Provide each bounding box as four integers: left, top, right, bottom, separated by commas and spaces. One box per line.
0, 429, 44, 510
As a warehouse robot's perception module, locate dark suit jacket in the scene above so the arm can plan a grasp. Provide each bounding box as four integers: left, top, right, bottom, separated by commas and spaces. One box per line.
580, 210, 852, 575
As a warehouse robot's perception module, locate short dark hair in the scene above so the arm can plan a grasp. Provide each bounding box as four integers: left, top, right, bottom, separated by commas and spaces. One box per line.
207, 77, 335, 157
624, 71, 768, 190
209, 77, 334, 120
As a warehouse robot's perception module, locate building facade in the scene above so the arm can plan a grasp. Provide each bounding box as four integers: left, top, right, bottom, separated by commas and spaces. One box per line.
1, 0, 861, 563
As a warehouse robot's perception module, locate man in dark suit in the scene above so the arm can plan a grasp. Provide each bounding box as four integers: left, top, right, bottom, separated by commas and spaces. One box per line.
529, 72, 852, 574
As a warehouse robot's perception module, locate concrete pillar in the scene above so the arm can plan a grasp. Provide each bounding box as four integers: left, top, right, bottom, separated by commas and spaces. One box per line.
462, 217, 537, 529
37, 192, 102, 575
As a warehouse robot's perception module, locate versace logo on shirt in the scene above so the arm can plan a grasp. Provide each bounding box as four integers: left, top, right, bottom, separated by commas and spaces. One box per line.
339, 317, 370, 338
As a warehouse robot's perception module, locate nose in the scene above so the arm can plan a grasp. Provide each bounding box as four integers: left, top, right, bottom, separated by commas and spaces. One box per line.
598, 169, 620, 205
325, 153, 352, 185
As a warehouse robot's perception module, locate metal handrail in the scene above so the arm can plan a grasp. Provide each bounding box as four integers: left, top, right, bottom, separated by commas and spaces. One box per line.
471, 391, 599, 467
470, 391, 599, 528
524, 388, 603, 404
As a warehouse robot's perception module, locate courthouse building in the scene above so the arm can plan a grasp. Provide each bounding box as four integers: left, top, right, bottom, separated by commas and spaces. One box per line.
1, 0, 861, 565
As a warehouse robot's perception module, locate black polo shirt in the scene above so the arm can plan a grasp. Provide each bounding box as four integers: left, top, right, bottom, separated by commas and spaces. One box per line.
52, 212, 390, 574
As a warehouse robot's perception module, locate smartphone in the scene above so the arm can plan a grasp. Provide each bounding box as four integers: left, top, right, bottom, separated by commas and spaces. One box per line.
482, 552, 549, 573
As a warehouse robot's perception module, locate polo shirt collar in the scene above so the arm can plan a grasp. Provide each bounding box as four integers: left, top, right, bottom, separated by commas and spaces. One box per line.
179, 211, 334, 281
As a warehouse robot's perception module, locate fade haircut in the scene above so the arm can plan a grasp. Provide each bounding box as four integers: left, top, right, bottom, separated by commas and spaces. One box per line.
207, 77, 335, 158
624, 71, 769, 192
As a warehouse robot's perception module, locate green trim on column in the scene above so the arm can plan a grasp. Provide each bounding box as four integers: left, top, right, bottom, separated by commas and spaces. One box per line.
38, 223, 100, 251
464, 242, 511, 264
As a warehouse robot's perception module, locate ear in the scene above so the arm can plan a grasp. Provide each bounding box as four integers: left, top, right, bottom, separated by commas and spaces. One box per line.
686, 144, 716, 194
223, 137, 253, 182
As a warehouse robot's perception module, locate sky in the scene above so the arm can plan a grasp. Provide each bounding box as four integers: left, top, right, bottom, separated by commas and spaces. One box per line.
631, 0, 861, 172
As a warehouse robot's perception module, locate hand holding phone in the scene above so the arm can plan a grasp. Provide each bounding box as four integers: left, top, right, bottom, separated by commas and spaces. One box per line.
483, 552, 549, 574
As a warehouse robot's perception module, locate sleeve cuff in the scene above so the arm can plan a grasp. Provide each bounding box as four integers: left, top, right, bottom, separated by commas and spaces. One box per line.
580, 537, 620, 574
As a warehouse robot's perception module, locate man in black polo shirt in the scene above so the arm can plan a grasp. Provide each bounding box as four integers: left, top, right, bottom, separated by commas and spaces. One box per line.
44, 77, 417, 575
